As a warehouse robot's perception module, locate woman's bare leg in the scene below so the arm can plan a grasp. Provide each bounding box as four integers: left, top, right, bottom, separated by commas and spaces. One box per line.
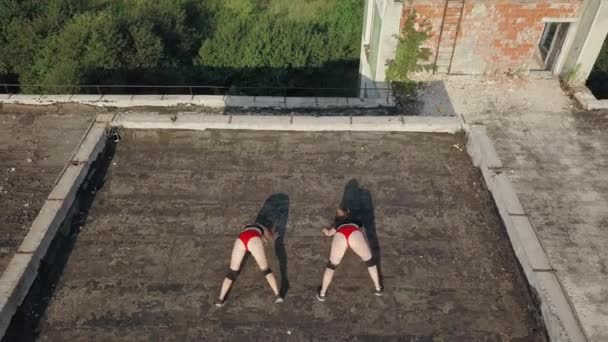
218, 239, 247, 302
348, 231, 381, 291
248, 237, 280, 297
320, 233, 348, 296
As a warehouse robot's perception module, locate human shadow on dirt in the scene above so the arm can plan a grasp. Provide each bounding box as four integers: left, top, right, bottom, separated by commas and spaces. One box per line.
340, 179, 383, 288
2, 139, 116, 342
254, 193, 291, 298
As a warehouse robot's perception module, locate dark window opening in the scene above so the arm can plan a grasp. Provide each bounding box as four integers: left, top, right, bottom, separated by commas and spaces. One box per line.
586, 35, 608, 100
539, 23, 559, 60
537, 22, 570, 72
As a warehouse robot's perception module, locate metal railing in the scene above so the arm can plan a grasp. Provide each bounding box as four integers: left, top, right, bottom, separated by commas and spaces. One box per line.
0, 83, 394, 102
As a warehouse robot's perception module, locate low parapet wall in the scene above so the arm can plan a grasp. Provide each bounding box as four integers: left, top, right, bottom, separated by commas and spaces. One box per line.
0, 94, 394, 109
109, 113, 462, 133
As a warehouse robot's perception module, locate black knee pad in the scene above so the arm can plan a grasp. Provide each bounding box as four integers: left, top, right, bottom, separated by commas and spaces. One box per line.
226, 269, 240, 281
326, 260, 338, 270
365, 256, 377, 268
261, 267, 272, 276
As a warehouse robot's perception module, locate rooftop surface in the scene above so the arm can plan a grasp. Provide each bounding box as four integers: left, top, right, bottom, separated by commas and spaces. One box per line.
9, 129, 545, 341
0, 112, 94, 273
0, 75, 606, 341
424, 75, 608, 341
488, 109, 608, 341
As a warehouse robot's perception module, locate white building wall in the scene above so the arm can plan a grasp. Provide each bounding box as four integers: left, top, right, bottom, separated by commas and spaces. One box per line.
359, 0, 404, 98
561, 0, 608, 83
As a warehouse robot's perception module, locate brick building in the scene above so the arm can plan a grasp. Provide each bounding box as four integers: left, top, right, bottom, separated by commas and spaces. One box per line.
408, 0, 583, 74
359, 0, 607, 95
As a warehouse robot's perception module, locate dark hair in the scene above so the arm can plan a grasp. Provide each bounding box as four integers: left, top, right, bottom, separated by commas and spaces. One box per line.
256, 217, 275, 233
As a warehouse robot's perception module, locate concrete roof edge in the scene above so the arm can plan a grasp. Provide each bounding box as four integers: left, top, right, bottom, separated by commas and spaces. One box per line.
0, 95, 396, 109
109, 113, 462, 133
0, 117, 109, 339
466, 126, 589, 342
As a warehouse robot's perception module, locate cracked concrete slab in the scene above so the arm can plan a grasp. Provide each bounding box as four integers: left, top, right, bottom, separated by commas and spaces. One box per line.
484, 105, 608, 342
421, 75, 608, 341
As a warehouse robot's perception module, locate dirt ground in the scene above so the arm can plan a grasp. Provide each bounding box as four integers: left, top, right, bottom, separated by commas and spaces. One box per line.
15, 129, 547, 341
0, 112, 95, 273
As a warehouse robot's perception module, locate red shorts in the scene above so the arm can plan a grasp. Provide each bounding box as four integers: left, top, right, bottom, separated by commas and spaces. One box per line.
337, 224, 361, 246
238, 229, 262, 251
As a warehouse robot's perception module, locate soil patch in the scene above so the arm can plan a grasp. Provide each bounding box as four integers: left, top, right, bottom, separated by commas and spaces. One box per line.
0, 112, 94, 272
12, 129, 546, 341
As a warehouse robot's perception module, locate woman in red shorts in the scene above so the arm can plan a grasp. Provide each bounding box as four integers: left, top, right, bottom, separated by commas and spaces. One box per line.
216, 222, 283, 307
316, 207, 383, 301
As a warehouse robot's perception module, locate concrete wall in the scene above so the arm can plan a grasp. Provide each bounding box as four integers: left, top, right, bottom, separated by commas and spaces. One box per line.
0, 94, 395, 109
359, 0, 404, 97
561, 0, 608, 83
404, 0, 583, 74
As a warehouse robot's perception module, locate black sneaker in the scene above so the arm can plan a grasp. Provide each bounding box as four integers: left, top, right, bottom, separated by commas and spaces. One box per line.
274, 296, 284, 304
215, 299, 226, 307
374, 287, 384, 297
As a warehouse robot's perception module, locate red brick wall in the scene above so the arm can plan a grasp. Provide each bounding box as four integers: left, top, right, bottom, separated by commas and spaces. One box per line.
401, 0, 445, 63
402, 0, 583, 74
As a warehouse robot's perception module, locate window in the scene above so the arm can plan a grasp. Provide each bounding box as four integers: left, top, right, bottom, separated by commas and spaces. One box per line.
539, 23, 558, 60
537, 22, 570, 71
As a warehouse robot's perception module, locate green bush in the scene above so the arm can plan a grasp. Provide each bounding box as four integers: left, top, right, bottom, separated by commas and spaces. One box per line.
0, 0, 363, 95
195, 0, 363, 95
22, 11, 125, 93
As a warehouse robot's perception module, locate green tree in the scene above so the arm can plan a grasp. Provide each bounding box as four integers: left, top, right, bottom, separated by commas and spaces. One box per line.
23, 11, 126, 92
1, 0, 364, 95
195, 0, 364, 94
126, 24, 164, 69
0, 0, 76, 80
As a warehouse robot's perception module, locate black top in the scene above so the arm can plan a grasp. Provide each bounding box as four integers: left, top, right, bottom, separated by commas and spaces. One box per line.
242, 223, 265, 235
334, 216, 362, 229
